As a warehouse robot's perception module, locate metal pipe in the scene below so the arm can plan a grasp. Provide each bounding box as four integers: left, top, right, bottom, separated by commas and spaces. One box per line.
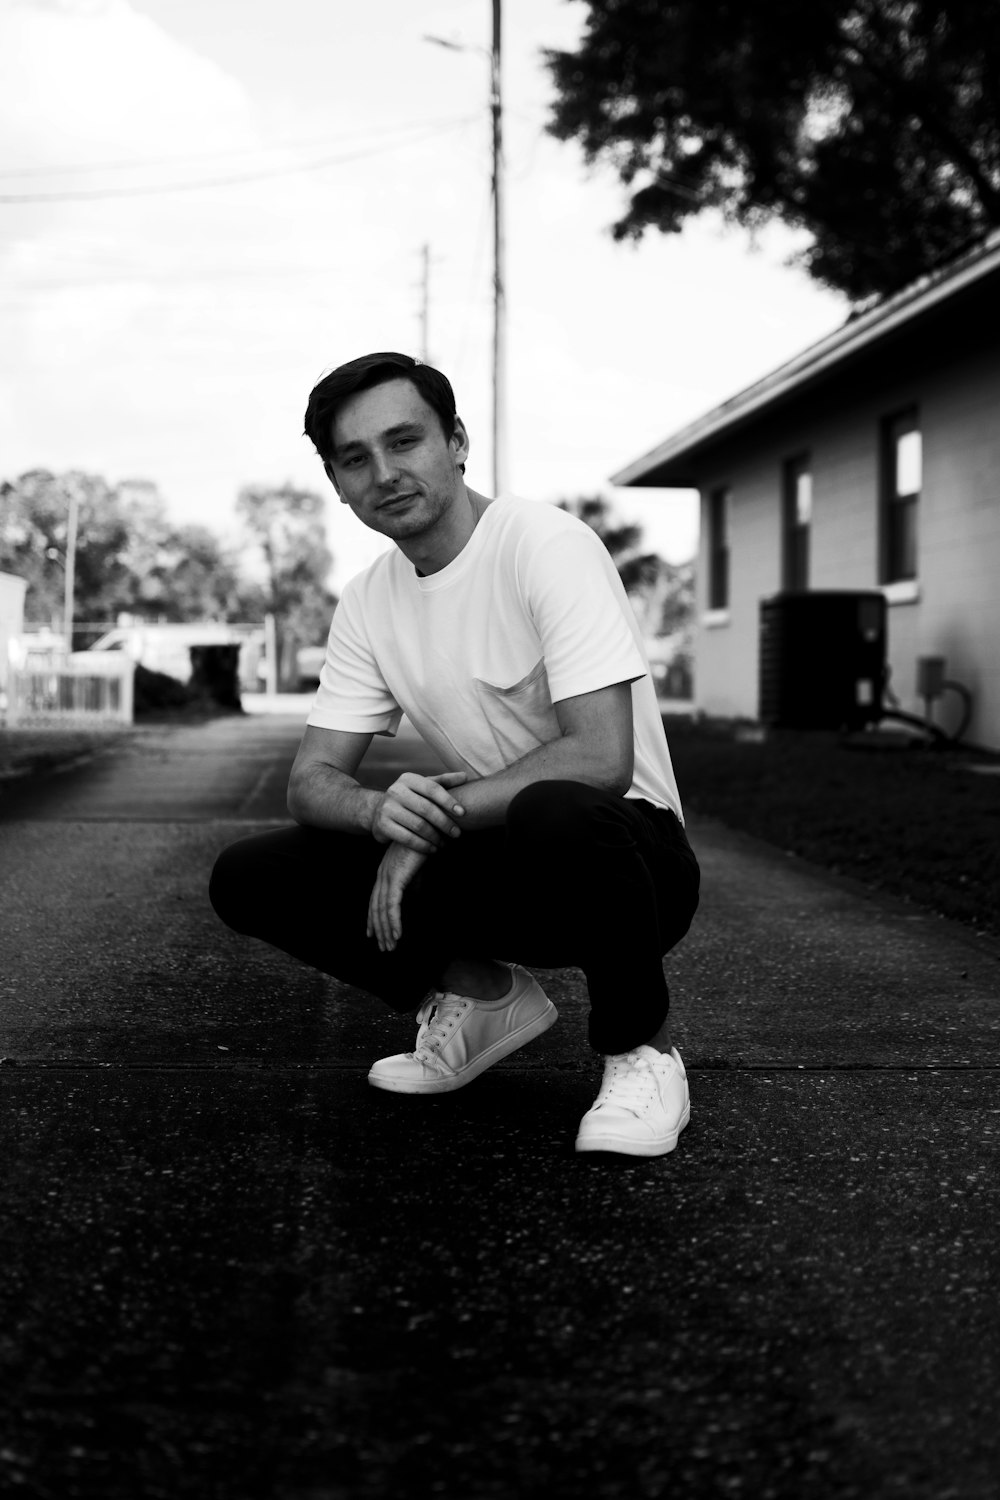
62, 480, 79, 657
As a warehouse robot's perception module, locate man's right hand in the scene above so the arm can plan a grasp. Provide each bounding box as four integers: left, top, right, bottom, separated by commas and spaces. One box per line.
369, 770, 469, 854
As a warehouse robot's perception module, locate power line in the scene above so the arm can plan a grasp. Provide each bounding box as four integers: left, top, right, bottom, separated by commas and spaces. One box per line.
0, 117, 476, 204
0, 115, 474, 180
0, 257, 405, 296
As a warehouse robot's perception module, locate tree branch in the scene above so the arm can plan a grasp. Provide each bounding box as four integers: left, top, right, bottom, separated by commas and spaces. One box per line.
836, 21, 1000, 219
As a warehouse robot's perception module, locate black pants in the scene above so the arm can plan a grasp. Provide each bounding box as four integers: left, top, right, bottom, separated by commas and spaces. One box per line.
209, 780, 700, 1055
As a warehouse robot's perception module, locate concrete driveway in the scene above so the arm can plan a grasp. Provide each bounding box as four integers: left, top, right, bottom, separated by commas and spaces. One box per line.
0, 704, 997, 1499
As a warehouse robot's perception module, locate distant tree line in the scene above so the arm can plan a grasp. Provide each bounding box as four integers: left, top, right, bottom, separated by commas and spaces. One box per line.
1, 474, 695, 697
0, 470, 336, 689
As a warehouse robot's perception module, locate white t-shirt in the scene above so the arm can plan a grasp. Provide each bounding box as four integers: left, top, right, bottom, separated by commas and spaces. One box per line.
308, 497, 684, 820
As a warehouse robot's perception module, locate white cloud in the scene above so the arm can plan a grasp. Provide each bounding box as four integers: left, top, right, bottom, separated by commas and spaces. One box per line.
0, 0, 254, 162
0, 0, 848, 590
0, 0, 313, 509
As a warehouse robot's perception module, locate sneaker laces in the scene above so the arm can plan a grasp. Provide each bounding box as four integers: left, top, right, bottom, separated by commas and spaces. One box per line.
596, 1050, 669, 1113
411, 992, 470, 1061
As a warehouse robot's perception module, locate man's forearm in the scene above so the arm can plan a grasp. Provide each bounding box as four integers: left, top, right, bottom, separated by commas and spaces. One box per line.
455, 731, 630, 831
287, 682, 632, 844
287, 762, 381, 834
289, 755, 469, 855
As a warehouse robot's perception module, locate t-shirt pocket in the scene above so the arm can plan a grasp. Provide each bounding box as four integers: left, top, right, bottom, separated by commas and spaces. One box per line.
472, 658, 561, 766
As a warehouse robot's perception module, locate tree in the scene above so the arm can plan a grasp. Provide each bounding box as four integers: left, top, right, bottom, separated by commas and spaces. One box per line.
235, 483, 337, 688
558, 494, 694, 639
559, 494, 640, 561
113, 479, 251, 623
562, 494, 695, 698
0, 470, 251, 635
128, 521, 248, 623
545, 0, 1000, 300
0, 470, 134, 627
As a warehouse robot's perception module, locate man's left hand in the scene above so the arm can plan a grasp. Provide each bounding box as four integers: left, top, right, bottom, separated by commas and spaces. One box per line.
367, 843, 429, 952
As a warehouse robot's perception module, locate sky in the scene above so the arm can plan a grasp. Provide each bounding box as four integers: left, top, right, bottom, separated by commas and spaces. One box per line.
0, 0, 847, 588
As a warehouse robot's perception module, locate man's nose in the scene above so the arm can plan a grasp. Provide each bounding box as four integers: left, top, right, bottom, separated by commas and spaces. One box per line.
372, 449, 400, 487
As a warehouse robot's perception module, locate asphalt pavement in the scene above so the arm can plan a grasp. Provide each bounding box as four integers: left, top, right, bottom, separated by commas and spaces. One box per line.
0, 700, 997, 1500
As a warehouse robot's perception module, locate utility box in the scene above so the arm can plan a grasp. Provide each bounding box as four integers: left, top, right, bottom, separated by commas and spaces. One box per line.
916, 655, 946, 700
758, 590, 887, 731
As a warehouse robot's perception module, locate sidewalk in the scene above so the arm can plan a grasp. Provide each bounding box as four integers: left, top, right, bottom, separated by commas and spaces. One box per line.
0, 711, 997, 1499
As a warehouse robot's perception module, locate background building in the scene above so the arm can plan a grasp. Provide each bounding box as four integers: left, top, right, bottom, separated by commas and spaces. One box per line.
613, 231, 1000, 749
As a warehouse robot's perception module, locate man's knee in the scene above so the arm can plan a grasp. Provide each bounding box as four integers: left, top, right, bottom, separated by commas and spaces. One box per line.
209, 828, 296, 934
208, 838, 258, 933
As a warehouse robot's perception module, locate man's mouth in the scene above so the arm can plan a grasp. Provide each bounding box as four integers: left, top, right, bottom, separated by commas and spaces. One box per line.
379, 492, 417, 509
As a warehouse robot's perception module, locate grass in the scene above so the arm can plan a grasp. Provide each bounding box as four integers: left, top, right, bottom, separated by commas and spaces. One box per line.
0, 698, 231, 780
0, 724, 131, 780
664, 717, 1000, 938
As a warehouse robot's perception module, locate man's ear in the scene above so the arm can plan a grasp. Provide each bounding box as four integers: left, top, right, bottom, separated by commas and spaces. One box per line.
323, 459, 345, 500
451, 416, 471, 469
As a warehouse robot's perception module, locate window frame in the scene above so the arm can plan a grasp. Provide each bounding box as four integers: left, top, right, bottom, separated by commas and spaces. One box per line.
782, 453, 812, 592
880, 409, 921, 584
706, 485, 730, 611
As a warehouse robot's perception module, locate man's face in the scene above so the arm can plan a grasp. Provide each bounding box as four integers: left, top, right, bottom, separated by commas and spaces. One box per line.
325, 378, 469, 542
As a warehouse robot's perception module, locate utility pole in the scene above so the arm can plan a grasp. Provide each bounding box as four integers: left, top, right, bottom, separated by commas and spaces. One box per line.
419, 242, 430, 362
264, 612, 278, 697
490, 0, 506, 497
424, 3, 507, 494
63, 479, 79, 657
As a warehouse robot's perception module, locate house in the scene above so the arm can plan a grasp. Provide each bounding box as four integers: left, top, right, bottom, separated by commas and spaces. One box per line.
611, 230, 1000, 749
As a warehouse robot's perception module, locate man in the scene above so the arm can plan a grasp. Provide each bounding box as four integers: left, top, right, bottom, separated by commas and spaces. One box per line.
210, 351, 699, 1157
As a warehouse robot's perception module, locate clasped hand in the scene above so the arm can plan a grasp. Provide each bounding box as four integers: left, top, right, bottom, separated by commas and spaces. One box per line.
369, 769, 468, 854
367, 770, 469, 953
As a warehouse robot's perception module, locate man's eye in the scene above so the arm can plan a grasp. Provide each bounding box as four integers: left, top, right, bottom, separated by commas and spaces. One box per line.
393, 437, 417, 449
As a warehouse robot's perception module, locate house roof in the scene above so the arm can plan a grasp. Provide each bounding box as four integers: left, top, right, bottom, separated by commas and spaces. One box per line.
611, 227, 1000, 488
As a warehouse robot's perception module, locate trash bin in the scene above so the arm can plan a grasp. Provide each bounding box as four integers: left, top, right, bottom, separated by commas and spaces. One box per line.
189, 644, 243, 712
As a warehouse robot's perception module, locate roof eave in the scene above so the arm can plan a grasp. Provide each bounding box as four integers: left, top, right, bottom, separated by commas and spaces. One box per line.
611, 229, 1000, 489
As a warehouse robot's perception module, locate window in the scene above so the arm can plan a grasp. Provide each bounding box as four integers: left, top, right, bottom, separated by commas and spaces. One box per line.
782, 455, 812, 591
707, 486, 730, 610
881, 411, 920, 582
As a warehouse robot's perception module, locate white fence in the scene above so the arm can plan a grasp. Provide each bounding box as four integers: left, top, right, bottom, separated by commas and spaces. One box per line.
6, 662, 134, 725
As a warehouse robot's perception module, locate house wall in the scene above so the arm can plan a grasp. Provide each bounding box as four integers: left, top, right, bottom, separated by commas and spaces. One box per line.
692, 333, 1000, 746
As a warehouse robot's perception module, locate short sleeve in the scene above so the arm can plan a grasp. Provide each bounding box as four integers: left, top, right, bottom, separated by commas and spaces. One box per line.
520, 525, 647, 703
306, 579, 403, 736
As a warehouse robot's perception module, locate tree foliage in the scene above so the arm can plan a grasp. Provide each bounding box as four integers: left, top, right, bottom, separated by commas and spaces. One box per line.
0, 470, 246, 627
559, 494, 642, 563
1, 470, 123, 624
561, 494, 694, 697
235, 483, 337, 685
1, 470, 340, 689
546, 0, 1000, 299
558, 494, 694, 637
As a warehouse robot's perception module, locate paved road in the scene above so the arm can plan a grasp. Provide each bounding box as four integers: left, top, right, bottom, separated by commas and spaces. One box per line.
0, 707, 997, 1499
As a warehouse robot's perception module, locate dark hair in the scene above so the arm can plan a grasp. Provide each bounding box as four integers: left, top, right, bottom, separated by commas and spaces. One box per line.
303, 351, 459, 464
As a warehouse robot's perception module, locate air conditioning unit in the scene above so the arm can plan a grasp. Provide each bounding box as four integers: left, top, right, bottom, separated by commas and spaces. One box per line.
758, 590, 887, 731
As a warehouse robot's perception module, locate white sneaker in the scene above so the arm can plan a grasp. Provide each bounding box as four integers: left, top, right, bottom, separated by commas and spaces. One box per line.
368, 964, 557, 1095
575, 1045, 690, 1157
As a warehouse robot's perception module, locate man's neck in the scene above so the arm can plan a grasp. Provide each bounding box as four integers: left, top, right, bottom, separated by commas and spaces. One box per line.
401, 486, 494, 576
